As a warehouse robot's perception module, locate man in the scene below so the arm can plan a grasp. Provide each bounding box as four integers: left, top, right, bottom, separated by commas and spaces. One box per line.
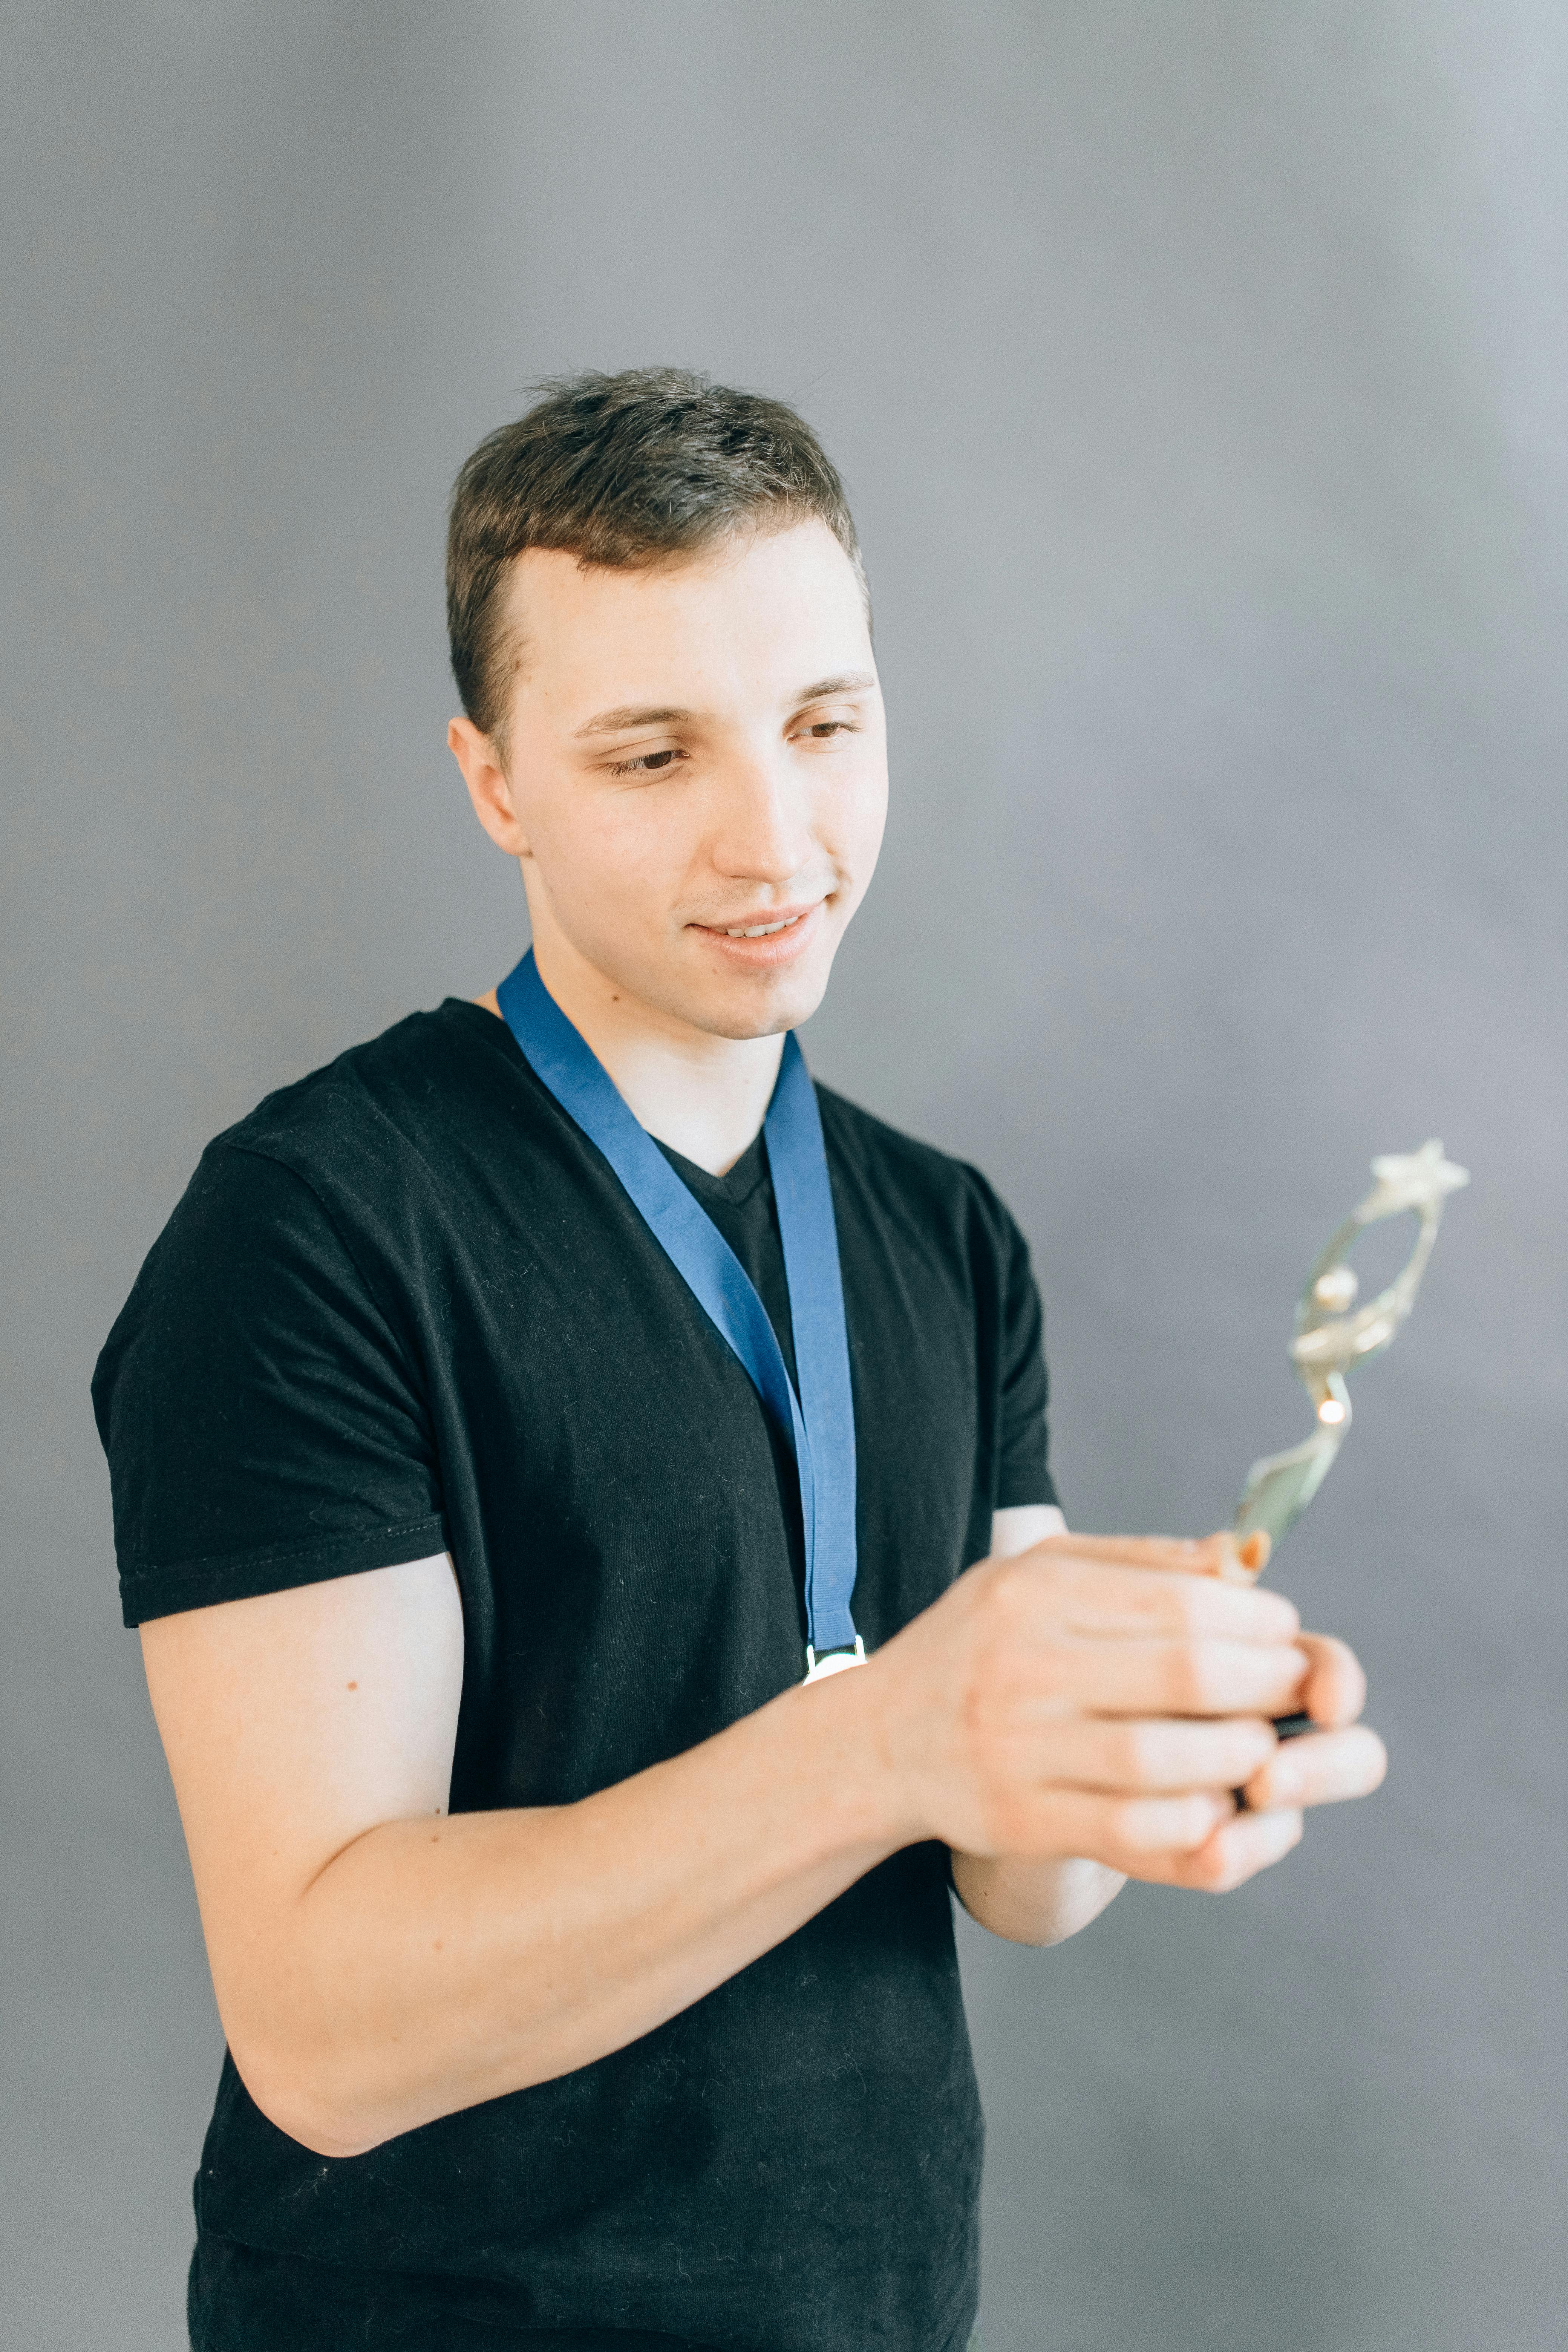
94, 370, 1385, 2352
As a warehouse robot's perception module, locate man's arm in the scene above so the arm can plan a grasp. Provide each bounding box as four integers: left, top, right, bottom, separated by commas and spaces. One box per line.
950, 1507, 1387, 1947
141, 1531, 1376, 2161
142, 1556, 902, 2160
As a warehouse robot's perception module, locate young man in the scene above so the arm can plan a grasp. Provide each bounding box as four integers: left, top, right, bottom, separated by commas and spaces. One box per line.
94, 370, 1385, 2352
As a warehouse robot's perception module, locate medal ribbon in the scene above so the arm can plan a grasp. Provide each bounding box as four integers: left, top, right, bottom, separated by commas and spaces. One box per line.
496, 951, 861, 1665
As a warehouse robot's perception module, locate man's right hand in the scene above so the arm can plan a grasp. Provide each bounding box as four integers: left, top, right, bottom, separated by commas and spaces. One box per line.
854, 1531, 1312, 1876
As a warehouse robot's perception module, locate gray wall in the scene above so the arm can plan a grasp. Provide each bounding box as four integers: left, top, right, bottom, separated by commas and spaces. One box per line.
4, 5, 1563, 2346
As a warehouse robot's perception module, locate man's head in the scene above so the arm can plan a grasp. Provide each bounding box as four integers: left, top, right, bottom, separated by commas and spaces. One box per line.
446, 371, 886, 1043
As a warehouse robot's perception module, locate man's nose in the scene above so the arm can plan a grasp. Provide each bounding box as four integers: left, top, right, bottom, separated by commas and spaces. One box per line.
709, 750, 816, 885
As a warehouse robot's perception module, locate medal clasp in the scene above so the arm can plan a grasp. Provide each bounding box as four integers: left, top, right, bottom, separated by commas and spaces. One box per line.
803, 1636, 866, 1684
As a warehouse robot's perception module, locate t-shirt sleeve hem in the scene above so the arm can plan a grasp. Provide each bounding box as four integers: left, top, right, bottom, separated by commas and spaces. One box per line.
119, 1514, 450, 1628
995, 1470, 1060, 1512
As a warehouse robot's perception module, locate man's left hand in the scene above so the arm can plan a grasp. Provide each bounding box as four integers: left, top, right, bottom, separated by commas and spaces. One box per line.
1158, 1624, 1387, 1895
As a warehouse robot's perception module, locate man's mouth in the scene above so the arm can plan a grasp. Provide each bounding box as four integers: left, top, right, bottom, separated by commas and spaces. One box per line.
688, 899, 828, 964
720, 913, 806, 939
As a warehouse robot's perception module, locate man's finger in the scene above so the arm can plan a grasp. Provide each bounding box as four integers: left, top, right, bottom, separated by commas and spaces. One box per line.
1037, 1527, 1270, 1583
1056, 1560, 1300, 1644
1027, 1712, 1279, 1793
1039, 1787, 1237, 1868
1041, 1634, 1310, 1720
1035, 1531, 1255, 1577
1241, 1724, 1387, 1811
995, 1553, 1301, 1644
1297, 1630, 1369, 1728
1155, 1805, 1305, 1893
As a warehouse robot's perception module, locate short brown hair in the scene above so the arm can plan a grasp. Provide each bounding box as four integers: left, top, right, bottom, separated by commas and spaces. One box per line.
446, 368, 864, 752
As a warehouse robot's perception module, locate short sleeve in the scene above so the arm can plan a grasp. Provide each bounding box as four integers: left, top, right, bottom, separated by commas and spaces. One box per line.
994, 1205, 1059, 1513
93, 1144, 447, 1626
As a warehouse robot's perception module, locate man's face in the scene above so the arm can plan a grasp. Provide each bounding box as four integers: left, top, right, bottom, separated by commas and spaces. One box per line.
473, 519, 887, 1041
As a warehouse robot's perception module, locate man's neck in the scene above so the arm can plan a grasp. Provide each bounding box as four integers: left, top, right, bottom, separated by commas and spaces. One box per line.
479, 935, 785, 1178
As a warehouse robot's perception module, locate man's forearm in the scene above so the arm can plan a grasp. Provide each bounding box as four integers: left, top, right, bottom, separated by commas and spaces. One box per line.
240, 1670, 903, 2159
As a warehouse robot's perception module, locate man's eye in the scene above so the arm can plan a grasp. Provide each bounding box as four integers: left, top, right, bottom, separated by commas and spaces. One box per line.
799, 720, 855, 741
608, 747, 684, 778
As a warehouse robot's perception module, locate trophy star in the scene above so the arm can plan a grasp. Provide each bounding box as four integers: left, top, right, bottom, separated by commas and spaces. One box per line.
1366, 1138, 1471, 1214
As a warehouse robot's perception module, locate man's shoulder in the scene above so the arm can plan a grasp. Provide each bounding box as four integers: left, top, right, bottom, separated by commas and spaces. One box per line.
209, 999, 516, 1187
815, 1081, 1019, 1243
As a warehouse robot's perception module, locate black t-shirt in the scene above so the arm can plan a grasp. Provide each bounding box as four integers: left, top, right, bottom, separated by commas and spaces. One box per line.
93, 1000, 1057, 2352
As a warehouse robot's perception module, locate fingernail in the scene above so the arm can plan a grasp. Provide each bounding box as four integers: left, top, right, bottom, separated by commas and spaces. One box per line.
1269, 1762, 1303, 1803
1212, 1532, 1253, 1586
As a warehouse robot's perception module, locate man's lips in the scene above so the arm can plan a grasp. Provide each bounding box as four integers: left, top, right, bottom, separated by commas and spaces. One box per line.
688, 900, 826, 966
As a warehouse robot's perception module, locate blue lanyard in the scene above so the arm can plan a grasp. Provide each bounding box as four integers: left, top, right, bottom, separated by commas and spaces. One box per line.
496, 951, 861, 1673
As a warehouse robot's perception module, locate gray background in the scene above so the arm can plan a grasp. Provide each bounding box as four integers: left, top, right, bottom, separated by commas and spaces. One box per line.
4, 4, 1564, 2347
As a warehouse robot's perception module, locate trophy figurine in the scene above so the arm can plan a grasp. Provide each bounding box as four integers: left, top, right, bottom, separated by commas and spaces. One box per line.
1234, 1138, 1469, 1554
1232, 1140, 1468, 1739
1241, 1143, 1476, 1562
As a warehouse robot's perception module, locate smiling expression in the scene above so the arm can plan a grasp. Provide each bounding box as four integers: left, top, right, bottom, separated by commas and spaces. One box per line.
455, 519, 888, 1043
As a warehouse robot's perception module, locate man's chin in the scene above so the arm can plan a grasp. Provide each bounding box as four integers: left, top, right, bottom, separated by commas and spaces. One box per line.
694, 977, 829, 1041
675, 952, 833, 1042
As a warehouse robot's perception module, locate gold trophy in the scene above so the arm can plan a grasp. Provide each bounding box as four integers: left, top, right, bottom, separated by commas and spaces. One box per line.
1233, 1140, 1468, 1738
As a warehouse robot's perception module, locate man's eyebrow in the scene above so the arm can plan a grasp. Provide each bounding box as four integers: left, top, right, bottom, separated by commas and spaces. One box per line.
573, 674, 876, 742
574, 704, 693, 740
792, 672, 877, 704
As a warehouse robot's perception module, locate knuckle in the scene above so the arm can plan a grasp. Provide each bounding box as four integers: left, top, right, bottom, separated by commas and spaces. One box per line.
1168, 1582, 1207, 1637
1121, 1721, 1169, 1784
1104, 1797, 1147, 1854
985, 1554, 1040, 1629
987, 1562, 1025, 1618
1035, 1639, 1076, 1703
1197, 1831, 1250, 1893
983, 1790, 1033, 1853
1051, 1557, 1096, 1620
1165, 1817, 1225, 1888
1168, 1643, 1214, 1712
987, 1552, 1026, 1598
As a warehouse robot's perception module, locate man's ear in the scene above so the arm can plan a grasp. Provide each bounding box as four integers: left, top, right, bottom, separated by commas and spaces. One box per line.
448, 716, 531, 857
